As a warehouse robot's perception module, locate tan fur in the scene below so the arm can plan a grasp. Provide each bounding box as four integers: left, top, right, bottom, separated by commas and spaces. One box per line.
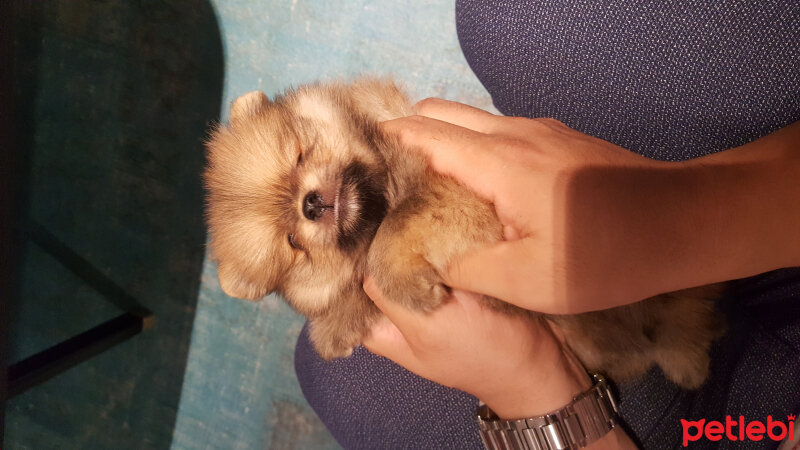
204, 78, 725, 388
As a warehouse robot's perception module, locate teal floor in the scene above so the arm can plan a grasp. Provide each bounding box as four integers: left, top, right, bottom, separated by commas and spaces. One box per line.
8, 1, 492, 448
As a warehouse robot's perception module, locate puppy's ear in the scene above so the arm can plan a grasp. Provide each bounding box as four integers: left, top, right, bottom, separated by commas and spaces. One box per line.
217, 262, 270, 301
230, 91, 270, 122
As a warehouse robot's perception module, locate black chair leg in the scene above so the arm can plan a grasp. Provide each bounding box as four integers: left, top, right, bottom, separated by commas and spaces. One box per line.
7, 311, 153, 399
6, 220, 154, 399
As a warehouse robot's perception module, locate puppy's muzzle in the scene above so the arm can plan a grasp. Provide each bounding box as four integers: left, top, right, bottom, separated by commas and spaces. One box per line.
303, 191, 333, 221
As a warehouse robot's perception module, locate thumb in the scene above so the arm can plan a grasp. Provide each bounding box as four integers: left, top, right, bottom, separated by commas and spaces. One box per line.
363, 276, 425, 333
444, 237, 557, 313
380, 116, 509, 206
362, 314, 416, 362
362, 278, 425, 371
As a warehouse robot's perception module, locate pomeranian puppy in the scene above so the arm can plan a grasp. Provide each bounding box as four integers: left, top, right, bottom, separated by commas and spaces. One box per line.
204, 78, 723, 389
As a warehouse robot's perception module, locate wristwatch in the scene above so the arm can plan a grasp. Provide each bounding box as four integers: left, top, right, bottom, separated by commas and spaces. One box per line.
476, 374, 619, 450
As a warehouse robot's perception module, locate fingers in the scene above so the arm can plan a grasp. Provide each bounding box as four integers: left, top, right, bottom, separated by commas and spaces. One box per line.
381, 115, 509, 204
362, 277, 424, 370
412, 97, 500, 134
361, 314, 416, 361
363, 276, 424, 333
413, 97, 561, 144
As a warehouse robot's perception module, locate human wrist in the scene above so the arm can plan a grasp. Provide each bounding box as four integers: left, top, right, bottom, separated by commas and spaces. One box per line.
482, 368, 591, 420
675, 129, 800, 282
585, 130, 800, 303
476, 373, 631, 450
477, 326, 592, 419
563, 156, 713, 304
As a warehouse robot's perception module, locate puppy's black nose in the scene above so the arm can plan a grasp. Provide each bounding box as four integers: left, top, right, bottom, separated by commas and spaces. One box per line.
303, 191, 327, 221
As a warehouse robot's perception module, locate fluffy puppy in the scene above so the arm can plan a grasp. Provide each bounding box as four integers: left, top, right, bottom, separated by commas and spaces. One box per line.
204, 78, 724, 389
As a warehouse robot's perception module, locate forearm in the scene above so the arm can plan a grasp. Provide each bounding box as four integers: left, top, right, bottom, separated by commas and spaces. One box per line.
689, 121, 800, 273
590, 121, 800, 303
665, 122, 800, 291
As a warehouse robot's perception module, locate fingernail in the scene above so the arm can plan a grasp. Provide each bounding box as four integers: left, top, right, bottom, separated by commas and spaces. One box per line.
363, 276, 374, 290
451, 288, 479, 303
363, 276, 379, 301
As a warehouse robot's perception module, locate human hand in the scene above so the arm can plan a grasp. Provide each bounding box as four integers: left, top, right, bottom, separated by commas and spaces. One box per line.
362, 278, 639, 449
381, 100, 800, 314
382, 98, 681, 314
361, 276, 591, 419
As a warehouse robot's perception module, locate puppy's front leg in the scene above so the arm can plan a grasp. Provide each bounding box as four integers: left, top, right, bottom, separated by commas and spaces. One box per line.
367, 178, 502, 312
308, 287, 381, 360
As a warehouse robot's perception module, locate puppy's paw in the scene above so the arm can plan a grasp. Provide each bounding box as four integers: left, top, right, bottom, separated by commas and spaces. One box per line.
656, 349, 710, 390
308, 318, 360, 360
369, 245, 450, 312
313, 338, 355, 360
395, 259, 451, 312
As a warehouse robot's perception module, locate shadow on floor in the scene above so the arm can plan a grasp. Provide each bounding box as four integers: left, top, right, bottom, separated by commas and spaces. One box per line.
6, 1, 223, 447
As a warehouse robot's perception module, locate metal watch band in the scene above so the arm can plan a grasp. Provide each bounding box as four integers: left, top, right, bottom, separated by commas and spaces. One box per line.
476, 374, 619, 450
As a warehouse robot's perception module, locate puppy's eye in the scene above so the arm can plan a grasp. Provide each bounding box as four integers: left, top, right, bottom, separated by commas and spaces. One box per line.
288, 233, 303, 250
296, 152, 303, 166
